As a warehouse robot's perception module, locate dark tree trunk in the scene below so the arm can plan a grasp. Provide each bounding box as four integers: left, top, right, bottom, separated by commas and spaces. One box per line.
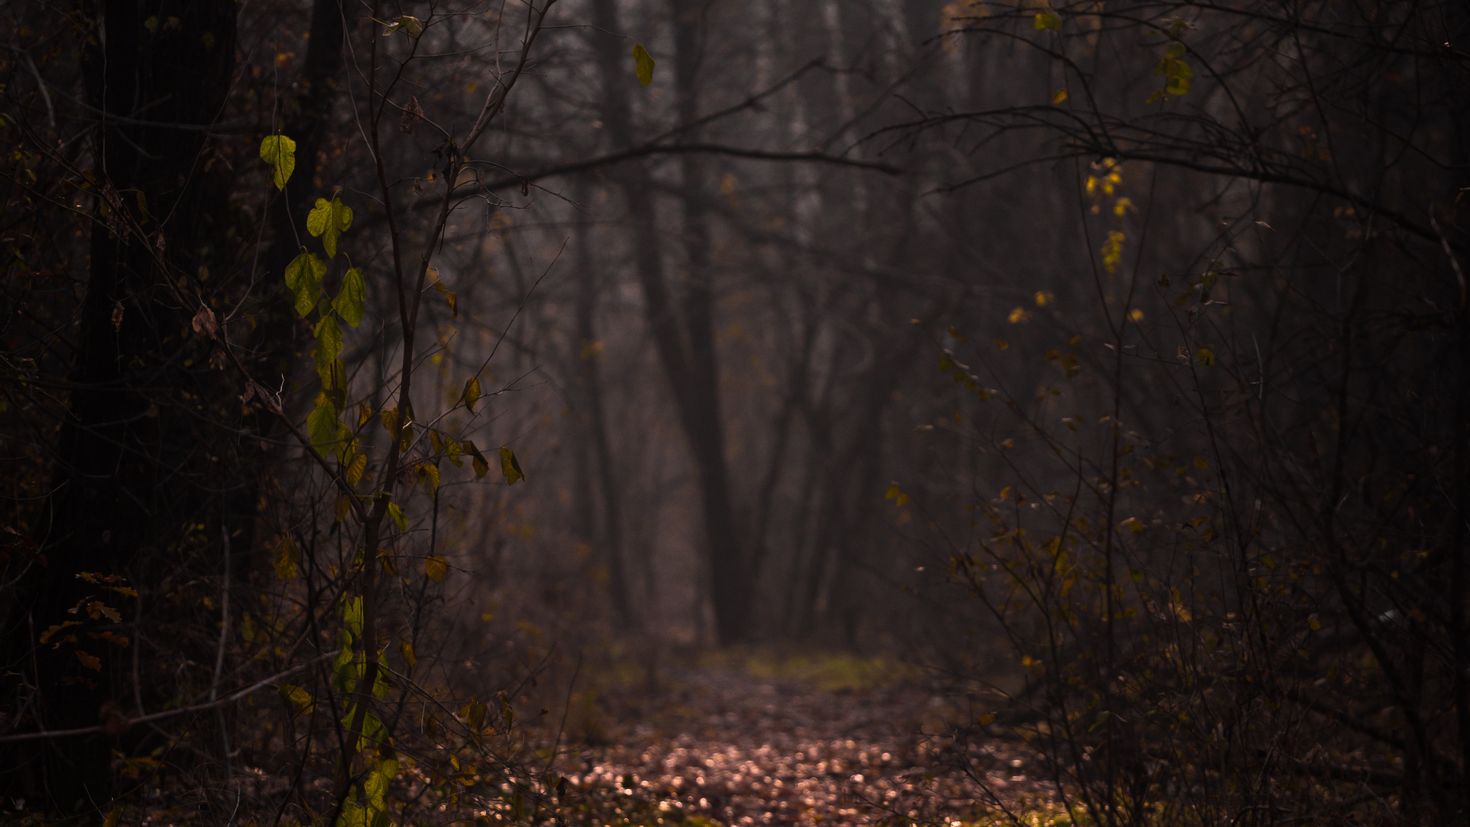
3, 1, 237, 812
668, 0, 754, 645
572, 179, 634, 630
588, 0, 755, 643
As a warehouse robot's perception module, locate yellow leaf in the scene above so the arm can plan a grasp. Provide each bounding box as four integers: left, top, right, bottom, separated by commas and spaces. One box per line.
434, 281, 459, 317
305, 195, 353, 259
383, 14, 424, 37
87, 601, 122, 623
1196, 345, 1216, 366
387, 501, 408, 531
40, 620, 81, 645
1101, 229, 1126, 274
281, 683, 314, 715
418, 462, 440, 493
632, 43, 656, 86
258, 134, 296, 190
1170, 588, 1193, 622
76, 650, 102, 671
1033, 290, 1054, 307
884, 483, 910, 507
273, 534, 300, 580
1033, 8, 1062, 31
424, 555, 448, 583
1007, 307, 1029, 324
346, 451, 367, 487
1050, 88, 1068, 105
1128, 308, 1145, 322
499, 445, 525, 485
400, 641, 418, 668
462, 375, 482, 412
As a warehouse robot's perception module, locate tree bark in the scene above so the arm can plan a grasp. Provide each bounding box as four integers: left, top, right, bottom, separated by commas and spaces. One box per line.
588, 0, 754, 643
6, 1, 237, 811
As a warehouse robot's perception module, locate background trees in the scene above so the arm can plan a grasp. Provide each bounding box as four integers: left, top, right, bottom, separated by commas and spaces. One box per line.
0, 0, 1465, 822
895, 1, 1470, 822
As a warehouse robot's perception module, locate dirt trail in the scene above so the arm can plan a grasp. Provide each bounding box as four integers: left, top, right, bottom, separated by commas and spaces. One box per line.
559, 658, 1041, 825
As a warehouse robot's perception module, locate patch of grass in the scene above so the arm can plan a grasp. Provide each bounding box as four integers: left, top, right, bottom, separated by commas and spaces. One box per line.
701, 647, 917, 692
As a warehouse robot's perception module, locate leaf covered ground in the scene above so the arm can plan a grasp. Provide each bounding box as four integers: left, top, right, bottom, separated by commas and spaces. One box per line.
547, 650, 1049, 825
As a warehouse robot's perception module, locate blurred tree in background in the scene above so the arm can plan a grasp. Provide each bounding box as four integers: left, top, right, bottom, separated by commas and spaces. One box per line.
0, 0, 1464, 823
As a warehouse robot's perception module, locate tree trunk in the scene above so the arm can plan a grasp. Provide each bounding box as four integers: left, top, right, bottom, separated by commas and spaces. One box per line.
588, 0, 754, 643
6, 1, 236, 811
572, 179, 634, 630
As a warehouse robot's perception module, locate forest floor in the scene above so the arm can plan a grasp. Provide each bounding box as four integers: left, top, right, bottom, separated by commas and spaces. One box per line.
552, 650, 1051, 825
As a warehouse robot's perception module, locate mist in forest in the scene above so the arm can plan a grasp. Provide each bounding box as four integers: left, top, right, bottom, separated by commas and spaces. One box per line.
2, 0, 1467, 823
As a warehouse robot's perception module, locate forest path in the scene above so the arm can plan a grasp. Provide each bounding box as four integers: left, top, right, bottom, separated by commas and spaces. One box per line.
557, 652, 1041, 825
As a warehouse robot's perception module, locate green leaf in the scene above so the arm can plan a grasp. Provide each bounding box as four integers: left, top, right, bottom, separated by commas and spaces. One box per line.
307, 393, 342, 456
462, 375, 482, 412
387, 501, 408, 532
284, 252, 327, 317
364, 757, 398, 809
314, 314, 343, 388
333, 267, 366, 328
632, 43, 655, 87
339, 799, 371, 827
333, 636, 358, 693
306, 195, 354, 258
281, 683, 314, 715
499, 445, 525, 485
259, 134, 296, 190
342, 595, 364, 639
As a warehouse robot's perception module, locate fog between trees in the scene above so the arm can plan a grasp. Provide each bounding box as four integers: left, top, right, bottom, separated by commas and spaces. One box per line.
2, 0, 1467, 823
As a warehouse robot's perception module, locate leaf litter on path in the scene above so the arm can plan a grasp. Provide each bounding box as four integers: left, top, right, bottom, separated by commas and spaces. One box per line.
554, 653, 1046, 825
